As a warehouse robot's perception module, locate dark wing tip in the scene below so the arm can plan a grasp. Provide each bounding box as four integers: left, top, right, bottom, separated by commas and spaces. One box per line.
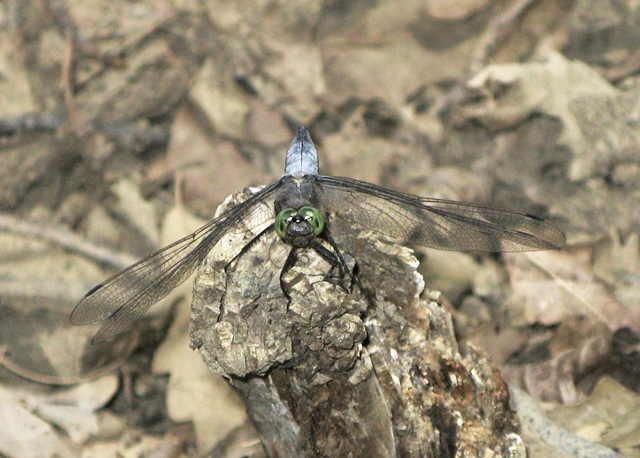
85, 282, 104, 297
526, 214, 566, 250
70, 283, 105, 325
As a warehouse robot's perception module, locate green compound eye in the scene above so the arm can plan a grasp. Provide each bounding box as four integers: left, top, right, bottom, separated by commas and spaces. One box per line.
298, 206, 324, 235
275, 207, 325, 239
275, 208, 297, 239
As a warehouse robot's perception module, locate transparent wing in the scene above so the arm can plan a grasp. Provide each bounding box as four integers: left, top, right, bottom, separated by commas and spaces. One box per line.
71, 181, 281, 343
318, 176, 565, 252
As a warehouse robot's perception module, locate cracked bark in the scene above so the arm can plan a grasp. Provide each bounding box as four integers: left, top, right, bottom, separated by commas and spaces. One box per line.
190, 189, 523, 458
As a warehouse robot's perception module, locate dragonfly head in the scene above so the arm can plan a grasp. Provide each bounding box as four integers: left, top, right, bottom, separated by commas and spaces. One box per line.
276, 206, 325, 247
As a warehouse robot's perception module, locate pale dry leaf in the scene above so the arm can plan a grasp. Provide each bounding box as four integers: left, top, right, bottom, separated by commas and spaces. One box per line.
0, 230, 134, 383
420, 248, 482, 304
0, 35, 38, 116
593, 228, 640, 288
547, 316, 611, 357
502, 332, 611, 404
153, 297, 246, 453
321, 111, 402, 184
67, 0, 173, 58
331, 0, 424, 43
82, 204, 125, 249
0, 232, 105, 295
30, 375, 120, 443
111, 179, 161, 248
547, 376, 640, 456
0, 386, 75, 458
190, 58, 250, 139
263, 42, 325, 122
79, 433, 168, 458
459, 52, 640, 182
246, 100, 292, 146
159, 182, 208, 249
505, 259, 567, 326
162, 101, 263, 209
426, 0, 491, 20
427, 166, 494, 204
202, 0, 246, 30
505, 248, 632, 331
462, 322, 528, 366
324, 39, 469, 108
460, 52, 616, 132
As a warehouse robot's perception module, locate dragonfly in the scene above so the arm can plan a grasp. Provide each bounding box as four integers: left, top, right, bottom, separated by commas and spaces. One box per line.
72, 126, 565, 343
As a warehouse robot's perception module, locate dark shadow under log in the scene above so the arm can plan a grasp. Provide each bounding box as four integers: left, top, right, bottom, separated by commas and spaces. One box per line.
190, 189, 522, 457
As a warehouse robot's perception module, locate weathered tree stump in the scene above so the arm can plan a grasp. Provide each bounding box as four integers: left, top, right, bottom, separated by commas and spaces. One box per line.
190, 189, 522, 457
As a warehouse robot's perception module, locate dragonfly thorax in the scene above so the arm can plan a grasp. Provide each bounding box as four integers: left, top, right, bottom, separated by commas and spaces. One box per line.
276, 206, 325, 248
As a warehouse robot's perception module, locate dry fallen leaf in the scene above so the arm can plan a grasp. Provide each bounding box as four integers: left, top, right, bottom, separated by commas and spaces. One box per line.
501, 332, 611, 404
593, 229, 640, 310
110, 179, 161, 248
31, 375, 121, 444
547, 376, 640, 456
505, 248, 635, 331
0, 229, 138, 384
457, 52, 640, 183
190, 58, 251, 140
0, 384, 75, 458
159, 101, 264, 210
152, 297, 247, 454
0, 375, 121, 458
321, 112, 401, 184
263, 42, 326, 121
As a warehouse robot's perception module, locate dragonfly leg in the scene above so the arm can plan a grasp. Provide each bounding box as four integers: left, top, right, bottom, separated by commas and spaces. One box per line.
309, 239, 357, 295
319, 231, 363, 295
311, 243, 347, 286
279, 248, 298, 303
224, 224, 275, 276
